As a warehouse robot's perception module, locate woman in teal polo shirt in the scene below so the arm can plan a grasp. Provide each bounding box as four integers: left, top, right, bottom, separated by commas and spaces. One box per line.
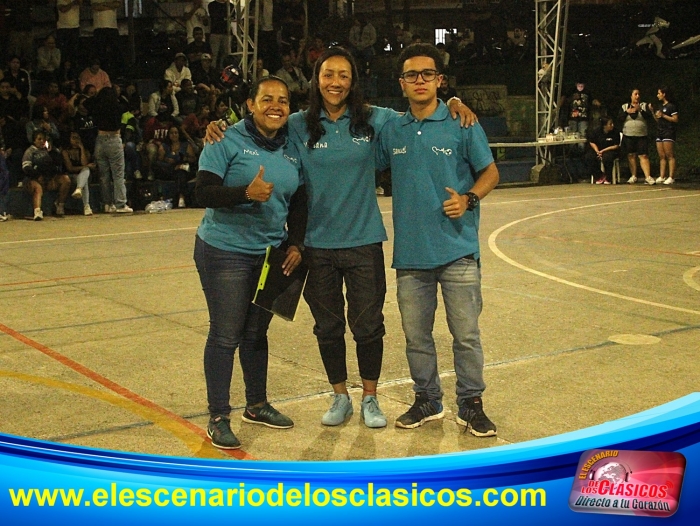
194, 76, 307, 450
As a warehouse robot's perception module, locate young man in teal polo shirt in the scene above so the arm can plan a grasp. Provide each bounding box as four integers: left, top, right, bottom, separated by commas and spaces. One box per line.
377, 43, 499, 436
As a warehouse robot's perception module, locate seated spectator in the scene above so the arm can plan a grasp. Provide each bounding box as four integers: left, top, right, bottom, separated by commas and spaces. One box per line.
191, 54, 221, 104
176, 79, 199, 117
121, 100, 144, 180
35, 81, 70, 129
0, 77, 29, 130
211, 95, 231, 123
36, 35, 62, 84
164, 53, 193, 94
115, 83, 130, 115
252, 58, 270, 81
123, 81, 143, 111
184, 0, 210, 44
437, 75, 457, 103
436, 43, 451, 73
147, 79, 180, 122
82, 84, 98, 99
185, 26, 213, 71
181, 102, 210, 152
22, 130, 71, 220
79, 58, 112, 93
156, 125, 195, 208
3, 56, 32, 106
69, 93, 98, 155
275, 54, 309, 112
61, 130, 94, 215
142, 109, 173, 180
57, 59, 79, 98
586, 117, 620, 185
305, 35, 325, 74
26, 105, 61, 149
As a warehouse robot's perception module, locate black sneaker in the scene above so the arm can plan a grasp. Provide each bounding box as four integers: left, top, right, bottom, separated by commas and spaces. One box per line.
207, 415, 241, 449
395, 393, 445, 429
242, 402, 294, 429
457, 397, 497, 437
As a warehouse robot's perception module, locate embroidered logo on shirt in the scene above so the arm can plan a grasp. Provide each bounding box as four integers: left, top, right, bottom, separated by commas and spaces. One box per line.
432, 146, 453, 156
352, 136, 371, 145
313, 142, 328, 149
393, 146, 407, 155
243, 149, 260, 156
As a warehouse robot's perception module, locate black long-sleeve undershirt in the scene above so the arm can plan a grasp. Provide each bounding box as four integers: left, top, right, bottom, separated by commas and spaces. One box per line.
195, 169, 308, 250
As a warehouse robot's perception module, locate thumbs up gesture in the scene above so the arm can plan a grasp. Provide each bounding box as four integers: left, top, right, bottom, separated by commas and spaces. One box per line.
443, 187, 466, 218
246, 166, 274, 202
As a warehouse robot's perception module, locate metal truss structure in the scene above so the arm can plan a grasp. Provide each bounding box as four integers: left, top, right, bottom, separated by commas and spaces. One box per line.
535, 0, 570, 159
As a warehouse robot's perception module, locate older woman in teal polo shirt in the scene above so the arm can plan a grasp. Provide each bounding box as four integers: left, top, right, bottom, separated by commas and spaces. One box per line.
194, 76, 307, 450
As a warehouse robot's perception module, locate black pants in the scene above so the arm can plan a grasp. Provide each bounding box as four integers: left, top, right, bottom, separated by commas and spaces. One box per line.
303, 244, 386, 385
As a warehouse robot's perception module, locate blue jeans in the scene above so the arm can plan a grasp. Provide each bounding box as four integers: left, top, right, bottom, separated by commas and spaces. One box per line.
303, 244, 386, 384
193, 236, 273, 416
397, 256, 486, 406
94, 134, 127, 208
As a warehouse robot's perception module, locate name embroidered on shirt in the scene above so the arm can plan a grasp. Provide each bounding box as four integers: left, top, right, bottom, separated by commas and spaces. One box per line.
432, 146, 453, 156
284, 154, 298, 164
393, 146, 407, 155
352, 136, 371, 145
313, 142, 328, 149
243, 149, 259, 156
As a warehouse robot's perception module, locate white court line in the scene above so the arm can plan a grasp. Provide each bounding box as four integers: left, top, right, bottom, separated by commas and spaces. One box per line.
0, 227, 197, 246
488, 193, 700, 317
683, 267, 700, 293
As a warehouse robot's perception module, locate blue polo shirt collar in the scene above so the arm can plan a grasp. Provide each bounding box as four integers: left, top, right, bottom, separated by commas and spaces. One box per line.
320, 106, 351, 123
400, 100, 449, 125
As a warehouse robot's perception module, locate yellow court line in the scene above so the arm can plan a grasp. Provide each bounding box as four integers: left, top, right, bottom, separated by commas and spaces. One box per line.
0, 369, 224, 459
683, 267, 700, 293
487, 193, 700, 317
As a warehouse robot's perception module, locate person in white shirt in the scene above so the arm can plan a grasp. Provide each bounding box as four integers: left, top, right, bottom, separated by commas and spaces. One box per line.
36, 36, 62, 82
56, 0, 82, 67
184, 0, 210, 44
91, 0, 123, 75
164, 53, 193, 94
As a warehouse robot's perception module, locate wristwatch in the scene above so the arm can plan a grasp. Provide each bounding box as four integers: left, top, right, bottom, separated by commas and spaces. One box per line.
466, 192, 480, 211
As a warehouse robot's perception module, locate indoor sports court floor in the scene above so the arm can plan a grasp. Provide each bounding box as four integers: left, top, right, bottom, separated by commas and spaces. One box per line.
1, 183, 699, 461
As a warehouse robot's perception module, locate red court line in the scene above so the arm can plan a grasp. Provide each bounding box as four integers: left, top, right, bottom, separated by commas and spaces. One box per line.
0, 322, 252, 460
0, 264, 195, 288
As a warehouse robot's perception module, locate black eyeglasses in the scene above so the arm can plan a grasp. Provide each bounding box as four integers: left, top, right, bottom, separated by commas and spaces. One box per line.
400, 69, 439, 83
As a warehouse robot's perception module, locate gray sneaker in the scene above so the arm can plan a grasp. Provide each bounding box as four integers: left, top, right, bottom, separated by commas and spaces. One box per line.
321, 394, 353, 426
361, 395, 387, 428
207, 415, 241, 450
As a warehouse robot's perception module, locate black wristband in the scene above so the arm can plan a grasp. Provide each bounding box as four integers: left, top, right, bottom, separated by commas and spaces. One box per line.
466, 192, 480, 211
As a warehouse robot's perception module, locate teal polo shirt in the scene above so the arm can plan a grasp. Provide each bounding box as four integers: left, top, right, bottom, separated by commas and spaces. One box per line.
377, 101, 494, 269
286, 105, 396, 249
196, 120, 301, 255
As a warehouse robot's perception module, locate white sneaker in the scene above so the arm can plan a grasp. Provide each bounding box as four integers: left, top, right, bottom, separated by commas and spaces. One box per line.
33, 208, 43, 221
627, 175, 637, 184
115, 205, 133, 213
0, 212, 8, 222
104, 204, 116, 213
645, 177, 656, 185
655, 176, 665, 183
663, 177, 675, 185
71, 188, 82, 199
375, 186, 384, 196
84, 205, 93, 216
178, 196, 186, 208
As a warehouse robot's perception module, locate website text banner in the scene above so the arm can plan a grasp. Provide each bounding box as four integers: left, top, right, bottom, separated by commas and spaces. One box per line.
2, 394, 700, 524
